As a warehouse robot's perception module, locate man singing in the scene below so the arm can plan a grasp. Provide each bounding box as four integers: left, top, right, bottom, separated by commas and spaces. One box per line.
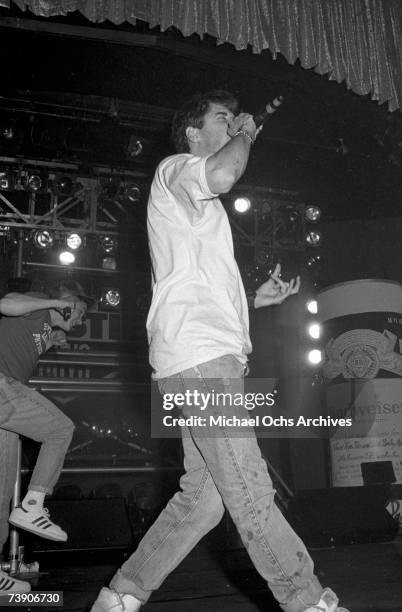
0, 280, 88, 594
92, 91, 348, 612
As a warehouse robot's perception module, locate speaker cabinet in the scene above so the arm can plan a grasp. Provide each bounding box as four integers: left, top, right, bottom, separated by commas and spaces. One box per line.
286, 486, 399, 546
26, 498, 133, 552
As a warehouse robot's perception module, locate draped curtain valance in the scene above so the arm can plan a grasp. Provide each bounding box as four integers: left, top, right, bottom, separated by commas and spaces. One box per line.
11, 0, 402, 111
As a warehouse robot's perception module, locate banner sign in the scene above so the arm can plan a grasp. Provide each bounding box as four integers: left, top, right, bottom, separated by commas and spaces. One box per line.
322, 309, 402, 486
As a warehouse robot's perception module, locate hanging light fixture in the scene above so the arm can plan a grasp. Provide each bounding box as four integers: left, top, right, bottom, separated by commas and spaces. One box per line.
127, 136, 143, 158
66, 232, 83, 250
305, 206, 321, 223
54, 175, 75, 197
26, 174, 43, 193
102, 257, 117, 270
306, 300, 318, 315
305, 230, 322, 247
307, 349, 322, 365
33, 230, 54, 249
101, 236, 117, 254
1, 126, 14, 140
233, 197, 251, 213
307, 323, 321, 340
123, 183, 141, 203
58, 250, 75, 265
100, 288, 121, 310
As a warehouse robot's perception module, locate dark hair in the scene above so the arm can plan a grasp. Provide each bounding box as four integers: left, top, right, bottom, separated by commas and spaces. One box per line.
171, 90, 239, 153
48, 280, 93, 306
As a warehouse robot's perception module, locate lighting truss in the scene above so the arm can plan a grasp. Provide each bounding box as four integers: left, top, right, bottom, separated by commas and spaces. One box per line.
225, 185, 307, 256
0, 156, 146, 238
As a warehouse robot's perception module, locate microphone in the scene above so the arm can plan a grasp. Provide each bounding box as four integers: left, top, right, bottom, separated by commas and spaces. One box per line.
254, 96, 284, 127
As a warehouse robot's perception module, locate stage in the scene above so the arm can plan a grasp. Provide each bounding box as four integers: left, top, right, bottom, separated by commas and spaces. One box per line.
22, 534, 402, 611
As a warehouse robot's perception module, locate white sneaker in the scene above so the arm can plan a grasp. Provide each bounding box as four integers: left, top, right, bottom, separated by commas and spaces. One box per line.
9, 506, 67, 542
305, 587, 349, 611
91, 587, 141, 612
0, 569, 31, 594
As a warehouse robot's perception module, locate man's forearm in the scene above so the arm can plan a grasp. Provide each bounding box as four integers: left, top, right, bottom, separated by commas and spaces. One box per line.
206, 133, 252, 193
0, 293, 56, 316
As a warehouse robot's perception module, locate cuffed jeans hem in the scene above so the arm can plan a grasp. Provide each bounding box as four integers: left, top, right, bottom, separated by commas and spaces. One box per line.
27, 484, 50, 494
108, 573, 324, 611
109, 570, 149, 604
279, 578, 324, 612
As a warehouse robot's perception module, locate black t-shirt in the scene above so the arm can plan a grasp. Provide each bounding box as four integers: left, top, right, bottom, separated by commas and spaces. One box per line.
0, 308, 52, 384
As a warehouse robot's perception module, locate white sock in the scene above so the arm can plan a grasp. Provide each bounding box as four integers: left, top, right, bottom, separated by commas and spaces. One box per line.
118, 594, 141, 612
21, 490, 45, 512
107, 591, 141, 612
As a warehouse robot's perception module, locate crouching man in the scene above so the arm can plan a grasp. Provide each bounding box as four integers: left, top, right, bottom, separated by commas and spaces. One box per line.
0, 280, 89, 593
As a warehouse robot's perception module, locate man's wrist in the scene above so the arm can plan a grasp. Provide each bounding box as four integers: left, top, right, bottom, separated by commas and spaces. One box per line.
233, 129, 255, 145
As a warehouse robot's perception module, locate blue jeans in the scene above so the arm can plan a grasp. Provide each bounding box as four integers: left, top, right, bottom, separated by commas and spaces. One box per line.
0, 372, 74, 549
111, 355, 323, 612
0, 429, 18, 551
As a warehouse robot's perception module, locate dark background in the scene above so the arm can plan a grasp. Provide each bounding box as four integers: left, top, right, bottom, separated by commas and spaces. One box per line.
1, 6, 402, 495
0, 5, 401, 290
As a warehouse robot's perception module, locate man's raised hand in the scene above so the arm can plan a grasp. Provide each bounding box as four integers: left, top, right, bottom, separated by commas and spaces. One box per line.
254, 263, 301, 308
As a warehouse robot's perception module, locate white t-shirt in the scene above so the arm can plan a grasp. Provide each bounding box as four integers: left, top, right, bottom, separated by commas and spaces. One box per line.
147, 153, 252, 378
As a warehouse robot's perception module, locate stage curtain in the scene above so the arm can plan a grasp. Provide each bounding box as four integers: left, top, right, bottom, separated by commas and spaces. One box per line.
11, 0, 402, 111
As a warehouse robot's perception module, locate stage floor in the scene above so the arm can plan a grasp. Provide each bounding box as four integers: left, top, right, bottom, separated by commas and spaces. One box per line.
18, 535, 402, 611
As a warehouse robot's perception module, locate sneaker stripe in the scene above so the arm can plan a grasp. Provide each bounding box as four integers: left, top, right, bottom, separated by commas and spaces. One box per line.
0, 578, 14, 590
10, 509, 66, 541
33, 517, 49, 527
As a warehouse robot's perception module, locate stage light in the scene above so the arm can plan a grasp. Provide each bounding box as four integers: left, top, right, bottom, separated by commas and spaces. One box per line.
101, 236, 117, 254
102, 257, 117, 270
26, 174, 43, 192
1, 127, 14, 140
284, 205, 300, 223
124, 183, 141, 203
66, 232, 82, 250
233, 197, 251, 213
101, 288, 121, 308
54, 175, 74, 197
308, 323, 321, 339
305, 206, 321, 223
306, 230, 322, 247
306, 300, 318, 314
127, 136, 143, 158
33, 230, 54, 249
307, 349, 322, 365
307, 254, 322, 267
59, 250, 75, 265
